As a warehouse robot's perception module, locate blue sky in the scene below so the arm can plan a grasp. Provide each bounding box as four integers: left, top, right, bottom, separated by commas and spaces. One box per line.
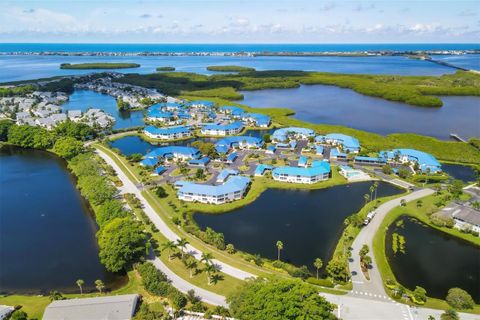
1, 0, 478, 43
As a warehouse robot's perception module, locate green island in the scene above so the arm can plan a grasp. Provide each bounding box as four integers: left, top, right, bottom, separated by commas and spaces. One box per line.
60, 62, 141, 69
156, 66, 176, 71
206, 65, 256, 72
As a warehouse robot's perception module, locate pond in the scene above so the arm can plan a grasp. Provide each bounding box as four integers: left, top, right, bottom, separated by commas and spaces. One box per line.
386, 217, 479, 302
0, 146, 126, 294
109, 128, 275, 156
195, 181, 403, 272
442, 164, 478, 183
239, 85, 480, 140
61, 90, 145, 130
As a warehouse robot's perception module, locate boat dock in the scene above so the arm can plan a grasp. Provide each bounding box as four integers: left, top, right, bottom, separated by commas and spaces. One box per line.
450, 133, 468, 142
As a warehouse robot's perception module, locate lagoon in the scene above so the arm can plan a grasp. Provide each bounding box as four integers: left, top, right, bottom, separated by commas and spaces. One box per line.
386, 217, 479, 302
239, 85, 480, 140
195, 181, 403, 272
61, 90, 144, 130
0, 146, 125, 294
442, 164, 478, 183
0, 54, 459, 83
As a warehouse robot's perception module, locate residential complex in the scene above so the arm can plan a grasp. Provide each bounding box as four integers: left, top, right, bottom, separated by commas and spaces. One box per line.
272, 160, 331, 184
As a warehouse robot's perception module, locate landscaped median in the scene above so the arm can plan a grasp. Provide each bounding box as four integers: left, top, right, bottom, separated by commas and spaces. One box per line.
372, 192, 480, 313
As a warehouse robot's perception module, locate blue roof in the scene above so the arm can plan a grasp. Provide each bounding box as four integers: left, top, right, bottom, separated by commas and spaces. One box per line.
255, 164, 273, 175
140, 157, 158, 167
144, 125, 190, 135
217, 169, 238, 182
220, 106, 244, 116
154, 166, 167, 174
298, 156, 308, 166
178, 176, 251, 197
215, 136, 263, 153
316, 145, 324, 155
380, 149, 441, 172
226, 152, 238, 162
272, 161, 331, 177
331, 148, 347, 158
272, 127, 315, 142
145, 146, 201, 159
147, 109, 173, 119
267, 145, 276, 151
189, 157, 210, 165
150, 102, 182, 110
316, 133, 360, 151
202, 121, 243, 132
242, 113, 271, 126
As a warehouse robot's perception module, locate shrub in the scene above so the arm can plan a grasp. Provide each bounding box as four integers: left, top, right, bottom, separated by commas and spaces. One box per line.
306, 277, 334, 288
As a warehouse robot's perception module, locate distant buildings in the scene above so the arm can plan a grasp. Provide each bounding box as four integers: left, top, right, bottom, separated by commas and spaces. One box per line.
316, 133, 361, 153
143, 125, 192, 140
380, 148, 442, 173
272, 127, 315, 142
215, 136, 263, 154
201, 121, 244, 136
272, 160, 331, 184
43, 294, 139, 320
141, 146, 201, 166
176, 175, 251, 204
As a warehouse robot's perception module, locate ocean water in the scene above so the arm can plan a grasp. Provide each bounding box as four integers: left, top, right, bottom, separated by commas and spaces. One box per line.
1, 43, 479, 53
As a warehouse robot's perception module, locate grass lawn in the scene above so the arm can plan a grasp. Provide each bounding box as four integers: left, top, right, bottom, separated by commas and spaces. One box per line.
372, 193, 480, 313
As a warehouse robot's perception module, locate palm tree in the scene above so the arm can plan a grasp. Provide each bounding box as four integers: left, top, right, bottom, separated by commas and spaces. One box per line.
162, 240, 177, 261
94, 280, 105, 294
373, 181, 379, 200
363, 193, 370, 206
369, 185, 375, 202
276, 241, 284, 261
76, 279, 84, 295
201, 252, 214, 266
313, 258, 323, 279
185, 259, 198, 278
204, 263, 218, 285
176, 238, 189, 259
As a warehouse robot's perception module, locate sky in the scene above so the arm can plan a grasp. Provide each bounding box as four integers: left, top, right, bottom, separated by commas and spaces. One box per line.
0, 0, 478, 43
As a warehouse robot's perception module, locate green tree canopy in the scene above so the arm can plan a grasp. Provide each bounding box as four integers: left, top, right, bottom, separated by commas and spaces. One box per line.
78, 175, 117, 205
97, 217, 146, 272
8, 124, 55, 149
446, 288, 475, 309
55, 120, 95, 140
52, 136, 84, 159
96, 199, 129, 227
226, 277, 336, 320
0, 120, 14, 141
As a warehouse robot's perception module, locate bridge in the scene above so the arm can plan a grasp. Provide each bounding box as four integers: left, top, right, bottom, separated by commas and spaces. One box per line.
450, 133, 468, 143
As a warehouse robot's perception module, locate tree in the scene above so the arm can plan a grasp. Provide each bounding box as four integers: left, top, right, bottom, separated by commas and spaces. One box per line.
191, 141, 217, 159
79, 175, 117, 206
127, 153, 143, 163
55, 120, 95, 140
10, 310, 29, 320
155, 186, 168, 198
369, 185, 375, 201
97, 218, 146, 272
195, 168, 206, 180
373, 181, 379, 200
8, 125, 54, 149
169, 289, 187, 310
448, 180, 464, 199
363, 193, 370, 206
176, 238, 189, 259
276, 241, 284, 261
446, 288, 474, 309
359, 244, 370, 257
96, 199, 129, 227
162, 241, 177, 261
382, 164, 393, 175
440, 309, 459, 320
185, 258, 197, 278
263, 133, 271, 143
227, 277, 336, 320
0, 120, 13, 141
413, 286, 427, 303
204, 263, 218, 285
117, 99, 129, 110
49, 290, 64, 301
226, 243, 236, 254
326, 256, 349, 282
76, 279, 84, 294
313, 258, 323, 279
200, 252, 214, 266
361, 255, 372, 269
398, 167, 411, 179
400, 199, 407, 207
416, 199, 423, 207
95, 279, 105, 294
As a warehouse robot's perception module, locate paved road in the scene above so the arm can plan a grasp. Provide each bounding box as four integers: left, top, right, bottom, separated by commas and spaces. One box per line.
322, 294, 480, 320
348, 188, 435, 299
95, 148, 255, 281
149, 255, 228, 307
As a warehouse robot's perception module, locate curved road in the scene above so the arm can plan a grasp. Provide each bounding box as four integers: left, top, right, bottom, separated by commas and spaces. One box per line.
95, 148, 256, 305
348, 188, 435, 299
